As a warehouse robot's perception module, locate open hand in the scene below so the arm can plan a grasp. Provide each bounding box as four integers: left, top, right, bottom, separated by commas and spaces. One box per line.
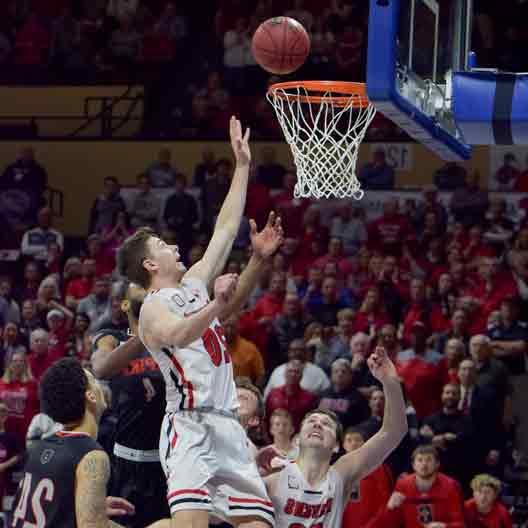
230, 116, 251, 166
250, 212, 284, 260
214, 273, 239, 306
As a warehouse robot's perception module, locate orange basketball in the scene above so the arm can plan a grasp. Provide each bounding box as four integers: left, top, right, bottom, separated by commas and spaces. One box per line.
251, 17, 310, 75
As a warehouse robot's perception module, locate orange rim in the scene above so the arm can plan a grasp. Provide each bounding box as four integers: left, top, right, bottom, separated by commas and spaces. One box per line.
267, 81, 370, 108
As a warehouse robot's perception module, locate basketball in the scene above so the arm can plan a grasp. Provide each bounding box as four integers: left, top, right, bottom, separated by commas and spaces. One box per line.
251, 17, 310, 75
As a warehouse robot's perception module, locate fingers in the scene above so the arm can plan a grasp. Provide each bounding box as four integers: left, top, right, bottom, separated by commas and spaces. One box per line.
249, 219, 258, 236
243, 126, 250, 142
266, 211, 276, 228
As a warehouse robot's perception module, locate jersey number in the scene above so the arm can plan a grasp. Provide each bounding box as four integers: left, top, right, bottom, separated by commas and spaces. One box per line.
12, 472, 55, 528
202, 325, 230, 367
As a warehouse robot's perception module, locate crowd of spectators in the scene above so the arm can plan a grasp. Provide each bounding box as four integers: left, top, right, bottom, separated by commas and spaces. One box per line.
0, 140, 527, 525
3, 0, 527, 140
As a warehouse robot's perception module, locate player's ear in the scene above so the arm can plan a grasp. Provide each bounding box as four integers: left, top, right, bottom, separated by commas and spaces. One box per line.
142, 258, 158, 273
85, 388, 97, 407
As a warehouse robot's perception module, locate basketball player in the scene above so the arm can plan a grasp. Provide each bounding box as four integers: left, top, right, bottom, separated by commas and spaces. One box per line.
91, 282, 169, 527
11, 357, 170, 527
117, 117, 282, 528
264, 346, 407, 527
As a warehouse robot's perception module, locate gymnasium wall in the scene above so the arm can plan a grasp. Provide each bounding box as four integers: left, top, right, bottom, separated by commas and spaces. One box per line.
0, 141, 491, 236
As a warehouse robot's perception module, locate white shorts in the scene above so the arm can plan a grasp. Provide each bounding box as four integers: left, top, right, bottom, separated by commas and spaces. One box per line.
160, 410, 275, 526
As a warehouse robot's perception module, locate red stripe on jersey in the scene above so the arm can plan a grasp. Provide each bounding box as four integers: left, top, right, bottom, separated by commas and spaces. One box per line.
56, 431, 91, 438
228, 496, 274, 508
167, 489, 209, 500
167, 353, 194, 409
171, 427, 178, 449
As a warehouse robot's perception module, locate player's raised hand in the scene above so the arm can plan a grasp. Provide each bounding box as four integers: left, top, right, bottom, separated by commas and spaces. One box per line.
367, 346, 398, 382
250, 211, 284, 260
214, 273, 239, 306
230, 115, 251, 166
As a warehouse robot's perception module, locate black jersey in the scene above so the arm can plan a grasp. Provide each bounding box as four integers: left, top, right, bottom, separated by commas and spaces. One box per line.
11, 432, 102, 528
94, 329, 165, 450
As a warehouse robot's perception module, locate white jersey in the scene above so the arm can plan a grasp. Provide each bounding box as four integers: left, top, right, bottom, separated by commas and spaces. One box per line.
271, 462, 346, 528
139, 277, 238, 413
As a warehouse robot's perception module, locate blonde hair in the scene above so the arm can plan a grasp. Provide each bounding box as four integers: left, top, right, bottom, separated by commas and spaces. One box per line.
471, 474, 501, 494
2, 353, 34, 383
37, 275, 61, 300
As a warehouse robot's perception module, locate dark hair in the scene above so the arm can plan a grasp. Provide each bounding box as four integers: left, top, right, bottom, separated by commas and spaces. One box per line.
301, 408, 343, 444
116, 227, 157, 289
343, 426, 365, 440
104, 176, 119, 185
235, 377, 264, 418
39, 358, 88, 424
411, 445, 439, 462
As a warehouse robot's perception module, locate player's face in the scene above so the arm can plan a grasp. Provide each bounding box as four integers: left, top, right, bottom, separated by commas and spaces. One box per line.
237, 388, 259, 429
145, 236, 186, 278
412, 454, 439, 479
299, 413, 338, 452
474, 485, 497, 511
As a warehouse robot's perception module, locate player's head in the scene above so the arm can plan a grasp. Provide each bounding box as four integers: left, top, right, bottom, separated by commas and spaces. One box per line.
40, 358, 107, 431
236, 377, 264, 430
342, 428, 365, 453
117, 227, 186, 289
298, 409, 343, 456
471, 474, 501, 511
121, 281, 147, 333
412, 445, 440, 479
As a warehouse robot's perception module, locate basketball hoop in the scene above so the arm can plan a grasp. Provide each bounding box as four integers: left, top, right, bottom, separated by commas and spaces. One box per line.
267, 81, 376, 200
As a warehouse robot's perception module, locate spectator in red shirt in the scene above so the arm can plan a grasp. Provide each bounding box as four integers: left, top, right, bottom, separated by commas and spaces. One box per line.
65, 258, 97, 310
430, 273, 458, 335
396, 321, 443, 420
435, 307, 472, 356
353, 286, 391, 335
314, 237, 354, 278
27, 328, 57, 381
14, 14, 51, 66
463, 225, 496, 265
368, 197, 412, 256
86, 234, 115, 277
467, 257, 518, 334
274, 171, 312, 237
438, 338, 465, 384
373, 445, 464, 528
464, 474, 512, 528
46, 304, 74, 361
342, 429, 393, 528
0, 352, 39, 446
401, 278, 431, 346
265, 359, 318, 432
35, 275, 61, 320
245, 164, 274, 230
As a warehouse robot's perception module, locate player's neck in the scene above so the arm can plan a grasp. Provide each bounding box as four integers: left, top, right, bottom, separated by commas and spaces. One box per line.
297, 451, 330, 487
149, 273, 183, 291
67, 413, 98, 440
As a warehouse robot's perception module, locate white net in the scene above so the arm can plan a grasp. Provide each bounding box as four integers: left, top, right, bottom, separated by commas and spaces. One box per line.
267, 83, 376, 200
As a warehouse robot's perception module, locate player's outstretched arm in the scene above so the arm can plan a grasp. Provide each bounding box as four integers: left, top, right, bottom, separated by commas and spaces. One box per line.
219, 212, 283, 319
186, 116, 251, 286
141, 274, 238, 350
91, 334, 144, 379
334, 347, 407, 488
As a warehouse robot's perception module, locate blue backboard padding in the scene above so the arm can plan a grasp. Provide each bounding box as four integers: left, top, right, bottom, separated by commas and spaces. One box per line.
367, 0, 472, 160
453, 72, 528, 144
453, 72, 496, 144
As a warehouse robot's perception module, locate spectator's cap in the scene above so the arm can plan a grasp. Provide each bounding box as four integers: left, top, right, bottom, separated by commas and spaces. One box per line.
423, 184, 437, 194
47, 309, 64, 321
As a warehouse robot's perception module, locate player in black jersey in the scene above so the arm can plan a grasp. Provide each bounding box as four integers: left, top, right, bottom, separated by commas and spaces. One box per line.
10, 357, 170, 528
91, 283, 169, 528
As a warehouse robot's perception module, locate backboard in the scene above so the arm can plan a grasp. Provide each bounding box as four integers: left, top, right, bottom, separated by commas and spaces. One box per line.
367, 0, 473, 160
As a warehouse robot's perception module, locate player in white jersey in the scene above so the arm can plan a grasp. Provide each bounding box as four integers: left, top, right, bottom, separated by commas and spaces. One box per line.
264, 346, 407, 528
117, 116, 283, 528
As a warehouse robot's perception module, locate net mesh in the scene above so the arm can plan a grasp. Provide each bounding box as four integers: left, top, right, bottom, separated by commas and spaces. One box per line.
267, 84, 376, 200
